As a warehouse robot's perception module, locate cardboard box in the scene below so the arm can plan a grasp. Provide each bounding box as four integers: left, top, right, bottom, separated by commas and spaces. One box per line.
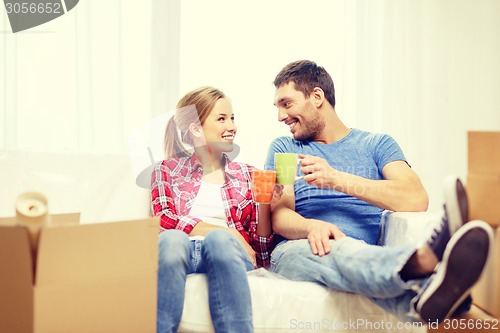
472, 227, 500, 318
0, 214, 159, 333
468, 131, 500, 226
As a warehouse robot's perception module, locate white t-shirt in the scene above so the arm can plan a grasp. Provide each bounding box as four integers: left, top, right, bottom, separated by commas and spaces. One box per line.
188, 181, 227, 240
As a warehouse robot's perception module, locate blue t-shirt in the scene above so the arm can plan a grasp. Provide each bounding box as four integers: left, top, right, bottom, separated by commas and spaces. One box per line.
264, 128, 407, 245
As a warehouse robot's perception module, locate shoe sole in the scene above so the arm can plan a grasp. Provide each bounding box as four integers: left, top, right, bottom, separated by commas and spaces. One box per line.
416, 220, 493, 323
443, 175, 469, 234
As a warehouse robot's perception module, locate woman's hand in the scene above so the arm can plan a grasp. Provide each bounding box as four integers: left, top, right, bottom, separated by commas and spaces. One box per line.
241, 238, 257, 268
270, 184, 284, 210
229, 229, 257, 268
192, 224, 257, 268
256, 184, 283, 238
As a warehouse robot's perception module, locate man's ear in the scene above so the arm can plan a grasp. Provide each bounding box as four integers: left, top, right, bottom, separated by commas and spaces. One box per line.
311, 87, 325, 108
188, 123, 203, 138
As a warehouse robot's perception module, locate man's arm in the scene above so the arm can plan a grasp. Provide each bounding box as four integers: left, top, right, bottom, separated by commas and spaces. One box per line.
272, 184, 345, 256
300, 157, 429, 212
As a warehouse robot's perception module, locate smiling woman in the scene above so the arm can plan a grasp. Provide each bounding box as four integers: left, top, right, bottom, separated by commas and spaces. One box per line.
151, 86, 282, 333
162, 87, 239, 177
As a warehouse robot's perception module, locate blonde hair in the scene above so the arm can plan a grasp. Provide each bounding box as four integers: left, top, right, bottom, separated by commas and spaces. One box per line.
164, 86, 226, 158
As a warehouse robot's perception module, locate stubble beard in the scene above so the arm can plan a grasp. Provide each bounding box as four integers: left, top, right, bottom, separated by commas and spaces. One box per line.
294, 113, 325, 142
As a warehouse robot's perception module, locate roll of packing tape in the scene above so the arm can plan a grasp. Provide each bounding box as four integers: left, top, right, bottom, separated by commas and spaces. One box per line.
16, 192, 49, 254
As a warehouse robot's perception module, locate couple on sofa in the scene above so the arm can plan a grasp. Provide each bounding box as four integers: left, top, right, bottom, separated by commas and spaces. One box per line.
150, 60, 493, 333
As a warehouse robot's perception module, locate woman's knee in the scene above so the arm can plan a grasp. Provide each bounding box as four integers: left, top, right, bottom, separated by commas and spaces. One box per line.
158, 229, 190, 266
202, 230, 244, 263
203, 229, 236, 249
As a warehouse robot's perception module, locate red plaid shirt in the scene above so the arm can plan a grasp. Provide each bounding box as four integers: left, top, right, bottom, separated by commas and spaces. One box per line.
150, 154, 275, 267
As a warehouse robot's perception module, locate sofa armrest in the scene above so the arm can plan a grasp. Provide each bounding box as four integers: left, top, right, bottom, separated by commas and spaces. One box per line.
377, 210, 443, 247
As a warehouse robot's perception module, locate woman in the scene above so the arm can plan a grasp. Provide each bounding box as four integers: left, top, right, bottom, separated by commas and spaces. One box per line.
151, 86, 279, 333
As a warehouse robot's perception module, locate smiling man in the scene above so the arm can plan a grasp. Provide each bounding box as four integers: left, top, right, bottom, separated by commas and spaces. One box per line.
264, 60, 493, 323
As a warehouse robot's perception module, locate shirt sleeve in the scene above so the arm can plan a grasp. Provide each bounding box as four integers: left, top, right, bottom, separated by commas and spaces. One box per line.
239, 199, 276, 268
372, 134, 408, 173
249, 208, 276, 268
150, 162, 201, 234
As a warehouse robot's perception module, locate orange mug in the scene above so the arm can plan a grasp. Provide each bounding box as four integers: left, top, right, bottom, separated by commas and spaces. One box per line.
251, 170, 276, 204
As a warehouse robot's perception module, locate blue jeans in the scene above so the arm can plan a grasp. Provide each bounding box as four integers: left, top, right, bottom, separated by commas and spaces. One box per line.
157, 229, 254, 333
270, 238, 422, 322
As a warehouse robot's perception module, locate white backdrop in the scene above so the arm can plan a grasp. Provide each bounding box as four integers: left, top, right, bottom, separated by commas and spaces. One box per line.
1, 0, 500, 212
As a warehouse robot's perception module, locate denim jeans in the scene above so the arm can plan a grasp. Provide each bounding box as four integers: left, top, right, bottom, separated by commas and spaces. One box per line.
157, 229, 255, 333
270, 238, 423, 322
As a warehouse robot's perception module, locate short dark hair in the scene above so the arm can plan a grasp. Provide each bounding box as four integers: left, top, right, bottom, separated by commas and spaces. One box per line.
273, 60, 336, 108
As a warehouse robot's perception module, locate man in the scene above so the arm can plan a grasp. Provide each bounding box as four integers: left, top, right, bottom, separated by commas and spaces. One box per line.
265, 60, 493, 322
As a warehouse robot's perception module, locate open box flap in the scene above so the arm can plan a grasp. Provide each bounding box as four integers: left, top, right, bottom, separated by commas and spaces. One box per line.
0, 226, 34, 333
0, 225, 34, 283
36, 217, 159, 287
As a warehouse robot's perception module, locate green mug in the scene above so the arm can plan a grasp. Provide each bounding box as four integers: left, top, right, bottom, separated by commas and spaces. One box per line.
274, 153, 303, 185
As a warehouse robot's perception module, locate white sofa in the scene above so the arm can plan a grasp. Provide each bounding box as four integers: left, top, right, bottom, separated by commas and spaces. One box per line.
0, 149, 441, 333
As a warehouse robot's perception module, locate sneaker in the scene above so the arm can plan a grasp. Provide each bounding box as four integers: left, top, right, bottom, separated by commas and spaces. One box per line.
427, 176, 469, 261
443, 175, 469, 233
414, 221, 493, 323
440, 176, 473, 317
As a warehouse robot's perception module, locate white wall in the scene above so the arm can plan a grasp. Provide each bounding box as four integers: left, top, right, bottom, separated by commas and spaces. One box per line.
1, 1, 152, 153
2, 0, 500, 212
176, 0, 500, 211
176, 0, 356, 169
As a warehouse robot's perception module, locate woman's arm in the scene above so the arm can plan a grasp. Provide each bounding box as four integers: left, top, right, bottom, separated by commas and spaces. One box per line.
254, 184, 283, 237
244, 185, 283, 267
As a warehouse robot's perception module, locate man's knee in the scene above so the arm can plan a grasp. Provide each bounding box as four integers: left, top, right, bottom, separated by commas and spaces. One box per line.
271, 240, 313, 268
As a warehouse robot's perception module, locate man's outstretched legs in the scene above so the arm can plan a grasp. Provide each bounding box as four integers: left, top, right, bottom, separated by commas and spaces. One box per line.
270, 176, 493, 322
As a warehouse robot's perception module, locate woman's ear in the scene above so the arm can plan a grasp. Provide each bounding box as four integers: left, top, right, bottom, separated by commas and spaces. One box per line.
188, 123, 203, 138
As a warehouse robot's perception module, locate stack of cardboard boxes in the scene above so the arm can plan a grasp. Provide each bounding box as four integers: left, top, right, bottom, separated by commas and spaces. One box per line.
469, 131, 500, 319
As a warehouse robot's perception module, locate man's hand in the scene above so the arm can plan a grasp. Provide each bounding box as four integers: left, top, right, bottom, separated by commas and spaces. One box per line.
299, 154, 339, 189
306, 219, 345, 256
